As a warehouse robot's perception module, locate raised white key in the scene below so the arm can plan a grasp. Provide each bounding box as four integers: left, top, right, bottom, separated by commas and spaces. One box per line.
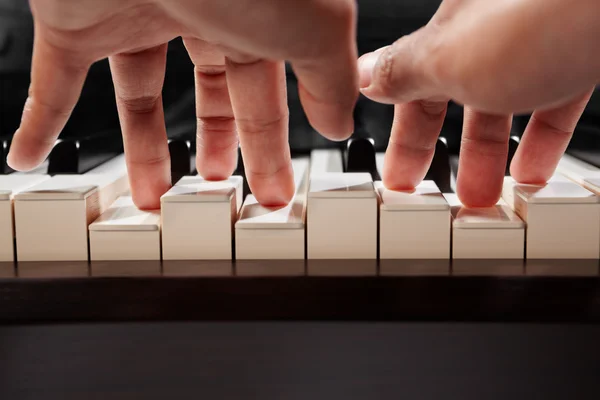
556, 154, 600, 188
13, 155, 129, 261
161, 175, 243, 260
89, 196, 160, 261
307, 172, 377, 260
0, 174, 50, 262
309, 149, 343, 176
376, 181, 450, 259
235, 158, 308, 263
444, 193, 524, 260
502, 177, 600, 259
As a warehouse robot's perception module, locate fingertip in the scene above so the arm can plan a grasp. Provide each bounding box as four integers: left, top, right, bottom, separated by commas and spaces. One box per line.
298, 83, 355, 141
6, 135, 48, 172
456, 181, 502, 208
358, 51, 379, 89
509, 163, 550, 185
249, 164, 295, 207
130, 168, 172, 211
196, 155, 238, 181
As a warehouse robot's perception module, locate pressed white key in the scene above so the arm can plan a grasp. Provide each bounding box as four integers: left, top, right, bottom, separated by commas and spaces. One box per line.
235, 158, 308, 264
89, 196, 160, 261
444, 193, 524, 260
376, 181, 450, 260
307, 172, 377, 262
161, 175, 243, 260
502, 177, 600, 259
309, 149, 343, 176
13, 155, 129, 261
0, 174, 50, 262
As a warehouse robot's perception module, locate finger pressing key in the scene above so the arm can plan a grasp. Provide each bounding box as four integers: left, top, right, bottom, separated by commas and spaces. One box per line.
510, 88, 594, 184
456, 108, 512, 207
109, 44, 171, 210
7, 30, 90, 171
383, 100, 448, 191
184, 38, 238, 181
225, 57, 294, 206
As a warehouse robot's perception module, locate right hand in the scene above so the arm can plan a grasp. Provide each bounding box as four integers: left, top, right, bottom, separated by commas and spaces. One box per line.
8, 0, 359, 209
358, 0, 600, 207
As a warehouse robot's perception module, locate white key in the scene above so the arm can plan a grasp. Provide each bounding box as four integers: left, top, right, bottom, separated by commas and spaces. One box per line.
375, 152, 385, 179
502, 177, 600, 259
13, 155, 129, 261
89, 196, 160, 261
444, 193, 524, 260
309, 149, 343, 176
235, 158, 308, 264
555, 154, 600, 189
376, 181, 451, 260
0, 174, 50, 262
307, 172, 377, 261
161, 175, 243, 260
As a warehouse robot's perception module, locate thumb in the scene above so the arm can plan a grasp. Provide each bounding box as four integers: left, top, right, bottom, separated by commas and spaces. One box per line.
357, 28, 448, 105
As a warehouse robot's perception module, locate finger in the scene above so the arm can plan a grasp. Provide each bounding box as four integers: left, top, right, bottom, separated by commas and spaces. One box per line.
510, 88, 594, 183
183, 38, 238, 180
291, 25, 359, 141
109, 44, 170, 210
456, 109, 512, 207
166, 0, 359, 141
225, 57, 294, 206
7, 30, 90, 170
382, 100, 448, 191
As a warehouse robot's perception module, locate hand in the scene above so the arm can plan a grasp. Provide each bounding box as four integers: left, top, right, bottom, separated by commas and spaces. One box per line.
7, 0, 358, 209
358, 0, 600, 207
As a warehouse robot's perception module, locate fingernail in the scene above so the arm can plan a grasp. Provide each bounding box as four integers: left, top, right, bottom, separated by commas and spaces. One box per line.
358, 52, 379, 89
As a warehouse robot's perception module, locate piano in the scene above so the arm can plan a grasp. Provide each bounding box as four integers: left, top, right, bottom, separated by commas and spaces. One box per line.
1, 1, 600, 399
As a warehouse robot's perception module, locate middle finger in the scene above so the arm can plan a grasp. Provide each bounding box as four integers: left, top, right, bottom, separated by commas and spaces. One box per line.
225, 56, 294, 206
456, 108, 512, 207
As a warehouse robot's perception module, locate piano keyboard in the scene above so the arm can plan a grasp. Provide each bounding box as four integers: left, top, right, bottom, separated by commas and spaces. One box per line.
1, 145, 600, 278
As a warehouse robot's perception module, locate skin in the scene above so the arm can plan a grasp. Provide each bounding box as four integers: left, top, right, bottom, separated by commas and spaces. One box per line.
7, 0, 600, 210
358, 0, 600, 207
7, 0, 359, 209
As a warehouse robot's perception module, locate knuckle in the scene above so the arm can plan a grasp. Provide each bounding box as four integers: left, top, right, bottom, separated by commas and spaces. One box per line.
119, 95, 160, 115
388, 138, 436, 158
26, 95, 73, 119
461, 136, 507, 158
530, 115, 573, 137
128, 153, 170, 167
418, 100, 447, 118
235, 113, 288, 136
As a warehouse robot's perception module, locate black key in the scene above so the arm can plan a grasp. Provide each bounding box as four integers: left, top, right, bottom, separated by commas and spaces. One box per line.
566, 123, 600, 168
506, 136, 520, 176
344, 103, 381, 181
1, 136, 13, 174
169, 139, 193, 184
48, 130, 123, 174
167, 120, 196, 182
425, 137, 452, 193
233, 147, 251, 199
354, 94, 393, 152
345, 136, 380, 181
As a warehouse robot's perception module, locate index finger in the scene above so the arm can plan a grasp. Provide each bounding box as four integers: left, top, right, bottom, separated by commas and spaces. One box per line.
7, 31, 90, 171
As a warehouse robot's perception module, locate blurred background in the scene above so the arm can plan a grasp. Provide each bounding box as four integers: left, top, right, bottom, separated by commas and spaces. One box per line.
1, 0, 599, 162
